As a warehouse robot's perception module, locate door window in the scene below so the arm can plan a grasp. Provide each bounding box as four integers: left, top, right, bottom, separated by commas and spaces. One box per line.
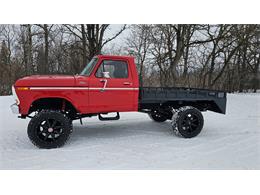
96, 60, 129, 78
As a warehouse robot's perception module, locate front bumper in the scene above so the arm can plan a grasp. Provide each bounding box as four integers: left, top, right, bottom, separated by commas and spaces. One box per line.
10, 103, 19, 114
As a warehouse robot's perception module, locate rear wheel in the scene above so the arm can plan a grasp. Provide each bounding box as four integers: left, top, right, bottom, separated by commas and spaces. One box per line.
172, 106, 204, 138
27, 110, 72, 149
148, 110, 172, 122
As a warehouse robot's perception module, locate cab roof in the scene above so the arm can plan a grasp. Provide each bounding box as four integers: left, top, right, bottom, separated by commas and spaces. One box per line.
95, 54, 134, 60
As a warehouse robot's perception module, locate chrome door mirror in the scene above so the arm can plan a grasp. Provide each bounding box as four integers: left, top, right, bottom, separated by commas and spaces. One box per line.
102, 72, 110, 78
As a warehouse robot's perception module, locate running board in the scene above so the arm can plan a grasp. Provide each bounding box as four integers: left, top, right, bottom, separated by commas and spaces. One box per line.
98, 112, 120, 121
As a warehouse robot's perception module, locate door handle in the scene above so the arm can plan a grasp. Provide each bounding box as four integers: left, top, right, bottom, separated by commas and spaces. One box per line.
100, 79, 108, 92
123, 82, 132, 85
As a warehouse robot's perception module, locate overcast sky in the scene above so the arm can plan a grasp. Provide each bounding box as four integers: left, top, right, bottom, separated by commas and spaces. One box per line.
104, 24, 130, 49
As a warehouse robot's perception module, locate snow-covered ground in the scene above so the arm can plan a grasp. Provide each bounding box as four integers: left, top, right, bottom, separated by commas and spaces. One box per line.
0, 94, 259, 169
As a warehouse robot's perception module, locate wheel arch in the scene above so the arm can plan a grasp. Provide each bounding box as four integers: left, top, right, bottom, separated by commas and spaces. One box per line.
28, 97, 79, 119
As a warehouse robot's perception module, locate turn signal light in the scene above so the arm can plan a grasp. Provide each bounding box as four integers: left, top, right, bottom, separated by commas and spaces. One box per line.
17, 87, 30, 90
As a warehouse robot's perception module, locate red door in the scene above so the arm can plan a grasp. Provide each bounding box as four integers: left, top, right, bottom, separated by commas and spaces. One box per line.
88, 59, 136, 113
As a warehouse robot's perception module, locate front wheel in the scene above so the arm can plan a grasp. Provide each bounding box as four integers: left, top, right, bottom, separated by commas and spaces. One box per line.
172, 106, 204, 138
27, 110, 72, 149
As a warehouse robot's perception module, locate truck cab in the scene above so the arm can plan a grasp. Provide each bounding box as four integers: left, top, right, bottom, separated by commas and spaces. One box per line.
12, 55, 139, 117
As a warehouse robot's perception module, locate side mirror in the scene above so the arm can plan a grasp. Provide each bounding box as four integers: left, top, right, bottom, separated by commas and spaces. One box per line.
102, 72, 110, 78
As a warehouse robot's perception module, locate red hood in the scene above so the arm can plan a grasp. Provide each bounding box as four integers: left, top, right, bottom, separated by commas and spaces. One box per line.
15, 75, 76, 87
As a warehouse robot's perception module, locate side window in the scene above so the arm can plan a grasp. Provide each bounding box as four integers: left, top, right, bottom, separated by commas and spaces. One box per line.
95, 60, 129, 78
95, 63, 104, 77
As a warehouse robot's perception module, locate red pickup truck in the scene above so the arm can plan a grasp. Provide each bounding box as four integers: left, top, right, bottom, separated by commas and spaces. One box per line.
11, 55, 227, 149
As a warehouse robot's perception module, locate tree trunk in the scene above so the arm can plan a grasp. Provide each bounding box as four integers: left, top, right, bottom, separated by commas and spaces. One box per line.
44, 24, 49, 74
27, 24, 33, 74
239, 45, 247, 92
81, 24, 87, 68
253, 55, 260, 92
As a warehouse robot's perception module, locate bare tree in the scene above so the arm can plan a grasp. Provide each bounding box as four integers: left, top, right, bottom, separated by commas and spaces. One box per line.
127, 24, 151, 86
63, 24, 126, 71
35, 24, 54, 74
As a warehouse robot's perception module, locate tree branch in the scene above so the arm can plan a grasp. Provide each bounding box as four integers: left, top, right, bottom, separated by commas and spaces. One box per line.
101, 24, 127, 47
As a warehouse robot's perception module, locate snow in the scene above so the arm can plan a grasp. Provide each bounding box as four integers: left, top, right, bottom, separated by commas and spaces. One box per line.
0, 94, 259, 169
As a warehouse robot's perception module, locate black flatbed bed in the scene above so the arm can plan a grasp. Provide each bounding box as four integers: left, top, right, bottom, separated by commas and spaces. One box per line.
138, 87, 227, 114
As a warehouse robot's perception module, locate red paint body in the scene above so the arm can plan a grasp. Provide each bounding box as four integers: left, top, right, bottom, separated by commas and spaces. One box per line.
14, 55, 139, 115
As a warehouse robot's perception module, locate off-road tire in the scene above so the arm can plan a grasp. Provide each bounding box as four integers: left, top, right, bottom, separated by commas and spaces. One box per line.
27, 110, 72, 149
148, 111, 168, 122
171, 106, 204, 138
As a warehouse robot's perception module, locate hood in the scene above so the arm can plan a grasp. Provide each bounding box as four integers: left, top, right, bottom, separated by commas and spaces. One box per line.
15, 75, 76, 87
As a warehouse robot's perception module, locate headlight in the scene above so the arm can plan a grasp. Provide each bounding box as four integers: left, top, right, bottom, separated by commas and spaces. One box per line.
12, 85, 20, 105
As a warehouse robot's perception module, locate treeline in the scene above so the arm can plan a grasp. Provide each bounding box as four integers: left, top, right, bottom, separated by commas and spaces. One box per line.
0, 24, 126, 95
0, 24, 259, 95
127, 25, 260, 92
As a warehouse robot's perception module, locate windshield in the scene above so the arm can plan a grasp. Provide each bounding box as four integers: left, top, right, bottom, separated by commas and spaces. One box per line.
80, 57, 98, 76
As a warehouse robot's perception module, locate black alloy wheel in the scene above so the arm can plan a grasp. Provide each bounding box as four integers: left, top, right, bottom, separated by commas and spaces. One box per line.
37, 118, 63, 141
148, 110, 168, 122
173, 106, 204, 138
27, 110, 72, 149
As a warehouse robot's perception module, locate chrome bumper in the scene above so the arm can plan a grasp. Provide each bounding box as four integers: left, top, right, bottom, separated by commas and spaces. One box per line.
10, 103, 19, 114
